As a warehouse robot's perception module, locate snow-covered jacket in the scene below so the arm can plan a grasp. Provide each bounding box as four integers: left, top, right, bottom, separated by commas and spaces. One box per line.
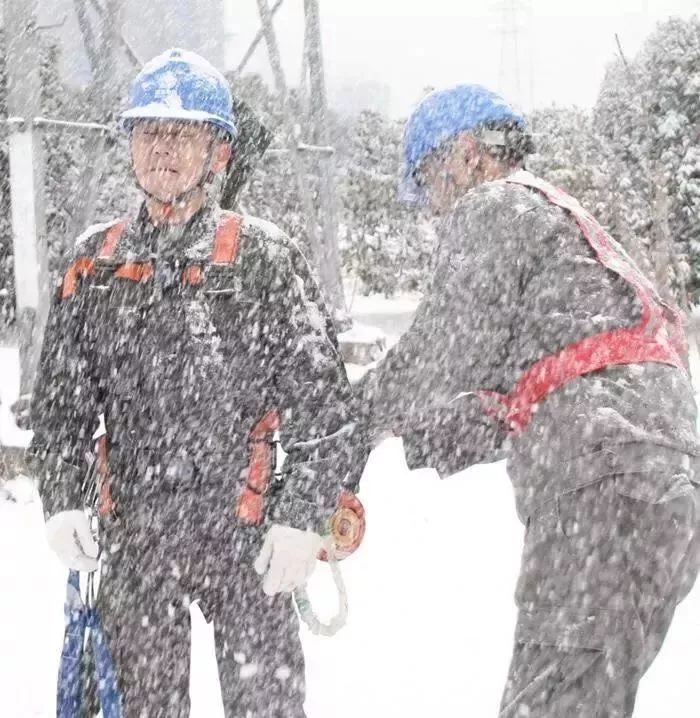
364, 173, 700, 520
28, 202, 365, 538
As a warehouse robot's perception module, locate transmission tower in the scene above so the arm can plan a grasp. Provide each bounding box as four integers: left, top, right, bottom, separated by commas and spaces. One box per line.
495, 0, 532, 109
235, 0, 345, 315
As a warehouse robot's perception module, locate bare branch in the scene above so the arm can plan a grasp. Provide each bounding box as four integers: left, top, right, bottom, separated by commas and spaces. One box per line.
234, 0, 284, 77
86, 0, 142, 68
73, 0, 100, 78
615, 33, 632, 77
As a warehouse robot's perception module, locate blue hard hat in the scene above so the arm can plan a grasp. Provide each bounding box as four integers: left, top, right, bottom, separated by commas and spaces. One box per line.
120, 48, 237, 141
400, 84, 526, 203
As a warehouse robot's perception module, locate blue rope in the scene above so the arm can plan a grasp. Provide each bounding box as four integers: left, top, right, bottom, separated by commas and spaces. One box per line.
57, 570, 123, 718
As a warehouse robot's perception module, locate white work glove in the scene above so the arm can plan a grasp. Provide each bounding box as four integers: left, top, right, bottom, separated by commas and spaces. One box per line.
46, 510, 100, 572
254, 525, 323, 596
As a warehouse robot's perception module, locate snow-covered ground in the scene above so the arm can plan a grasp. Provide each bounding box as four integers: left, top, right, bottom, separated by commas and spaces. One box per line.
1, 295, 700, 715
347, 292, 420, 347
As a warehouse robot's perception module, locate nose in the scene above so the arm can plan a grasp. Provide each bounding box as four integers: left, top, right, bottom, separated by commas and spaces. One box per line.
153, 138, 173, 156
150, 132, 180, 157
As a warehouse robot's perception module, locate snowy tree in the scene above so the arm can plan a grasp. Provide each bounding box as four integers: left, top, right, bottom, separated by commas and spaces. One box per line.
234, 77, 433, 299
526, 103, 672, 299
527, 106, 603, 212
339, 110, 431, 297
0, 34, 134, 330
594, 16, 700, 305
0, 33, 13, 327
234, 72, 333, 277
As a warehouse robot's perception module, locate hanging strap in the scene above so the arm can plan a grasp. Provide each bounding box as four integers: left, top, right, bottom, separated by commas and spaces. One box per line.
88, 608, 123, 717
294, 538, 348, 637
236, 409, 281, 525
236, 417, 367, 561
95, 433, 116, 519
57, 570, 123, 718
57, 570, 88, 718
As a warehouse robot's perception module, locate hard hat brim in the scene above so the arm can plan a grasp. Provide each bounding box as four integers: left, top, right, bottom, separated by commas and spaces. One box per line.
120, 104, 237, 141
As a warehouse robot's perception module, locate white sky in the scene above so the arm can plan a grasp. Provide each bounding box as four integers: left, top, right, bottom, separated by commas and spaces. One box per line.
225, 0, 700, 117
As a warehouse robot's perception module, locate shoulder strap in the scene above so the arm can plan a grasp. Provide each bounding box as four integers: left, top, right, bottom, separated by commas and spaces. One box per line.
61, 219, 128, 300
506, 171, 686, 354
96, 219, 129, 262
97, 214, 242, 265
211, 213, 243, 264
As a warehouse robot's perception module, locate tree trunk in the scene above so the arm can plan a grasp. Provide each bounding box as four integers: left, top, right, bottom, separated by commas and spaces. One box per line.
303, 0, 346, 316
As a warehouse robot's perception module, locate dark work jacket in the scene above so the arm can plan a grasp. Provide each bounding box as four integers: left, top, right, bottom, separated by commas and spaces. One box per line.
28, 202, 366, 546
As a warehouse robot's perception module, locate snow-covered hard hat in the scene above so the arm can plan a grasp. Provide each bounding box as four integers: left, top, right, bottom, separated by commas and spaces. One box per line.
120, 48, 237, 141
400, 84, 528, 203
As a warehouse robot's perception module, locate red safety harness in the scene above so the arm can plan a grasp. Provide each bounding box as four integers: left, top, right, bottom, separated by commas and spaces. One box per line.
477, 171, 688, 433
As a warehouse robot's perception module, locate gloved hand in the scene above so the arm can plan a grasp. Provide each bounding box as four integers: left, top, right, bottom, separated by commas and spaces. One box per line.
46, 510, 100, 572
254, 525, 323, 596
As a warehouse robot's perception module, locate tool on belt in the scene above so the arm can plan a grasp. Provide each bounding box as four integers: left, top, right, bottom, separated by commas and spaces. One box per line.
237, 410, 366, 636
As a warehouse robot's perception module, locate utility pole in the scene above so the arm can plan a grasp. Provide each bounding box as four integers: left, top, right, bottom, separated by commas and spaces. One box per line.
303, 0, 344, 312
5, 0, 49, 394
254, 0, 346, 316
255, 0, 323, 277
69, 0, 124, 253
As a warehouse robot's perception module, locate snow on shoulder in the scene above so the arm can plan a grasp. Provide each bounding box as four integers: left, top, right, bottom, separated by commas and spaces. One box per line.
243, 215, 294, 259
73, 218, 123, 251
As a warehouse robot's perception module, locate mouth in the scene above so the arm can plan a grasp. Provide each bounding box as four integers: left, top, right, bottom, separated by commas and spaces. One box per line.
149, 167, 179, 175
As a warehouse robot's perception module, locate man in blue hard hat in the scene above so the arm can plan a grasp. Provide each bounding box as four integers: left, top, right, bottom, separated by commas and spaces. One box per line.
28, 48, 366, 717
363, 84, 700, 715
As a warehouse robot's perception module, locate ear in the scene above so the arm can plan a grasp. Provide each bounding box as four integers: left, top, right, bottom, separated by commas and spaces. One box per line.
211, 141, 233, 175
457, 134, 480, 170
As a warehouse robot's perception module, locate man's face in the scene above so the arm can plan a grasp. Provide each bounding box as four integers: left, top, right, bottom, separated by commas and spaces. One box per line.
416, 150, 460, 215
415, 134, 481, 215
130, 121, 222, 203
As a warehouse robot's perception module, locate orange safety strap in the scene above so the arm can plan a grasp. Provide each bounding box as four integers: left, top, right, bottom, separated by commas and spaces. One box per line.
183, 213, 244, 286
236, 409, 281, 525
97, 220, 129, 261
64, 214, 244, 295
61, 220, 128, 300
61, 257, 95, 300
114, 262, 154, 283
96, 434, 116, 518
181, 265, 204, 287
98, 220, 155, 283
211, 213, 243, 264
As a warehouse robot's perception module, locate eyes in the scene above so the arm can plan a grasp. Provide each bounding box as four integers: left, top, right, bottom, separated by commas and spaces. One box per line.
138, 125, 206, 141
